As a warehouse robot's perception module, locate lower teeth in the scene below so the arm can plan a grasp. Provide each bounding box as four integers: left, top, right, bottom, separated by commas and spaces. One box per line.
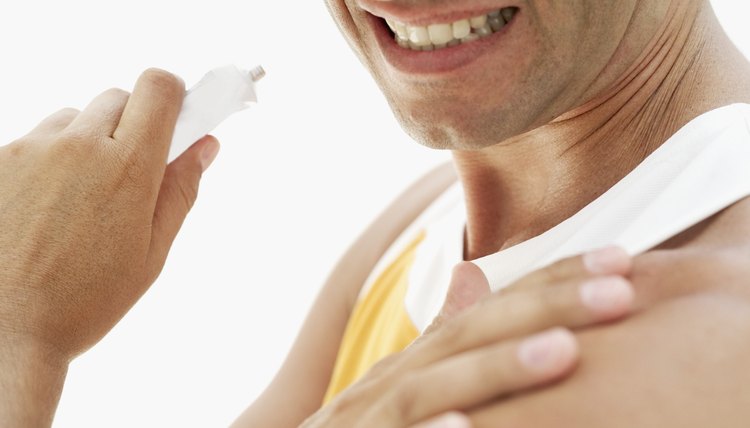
392, 7, 518, 52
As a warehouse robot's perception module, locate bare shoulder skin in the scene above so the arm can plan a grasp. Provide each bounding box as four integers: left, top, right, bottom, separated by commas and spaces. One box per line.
231, 162, 456, 427
470, 198, 750, 426
238, 0, 750, 424
318, 0, 750, 424
10, 0, 750, 425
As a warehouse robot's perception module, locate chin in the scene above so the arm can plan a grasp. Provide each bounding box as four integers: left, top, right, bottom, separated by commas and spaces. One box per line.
392, 101, 526, 151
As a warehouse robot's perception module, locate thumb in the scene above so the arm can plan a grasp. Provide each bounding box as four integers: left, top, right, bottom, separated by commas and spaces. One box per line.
423, 261, 491, 335
147, 136, 220, 271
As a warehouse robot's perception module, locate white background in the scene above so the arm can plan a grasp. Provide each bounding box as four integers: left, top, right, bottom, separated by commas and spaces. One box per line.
0, 1, 747, 427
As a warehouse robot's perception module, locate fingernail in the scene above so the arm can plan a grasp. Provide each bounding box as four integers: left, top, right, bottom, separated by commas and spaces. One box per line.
583, 246, 630, 274
200, 139, 220, 172
579, 276, 634, 314
517, 328, 577, 373
421, 412, 472, 428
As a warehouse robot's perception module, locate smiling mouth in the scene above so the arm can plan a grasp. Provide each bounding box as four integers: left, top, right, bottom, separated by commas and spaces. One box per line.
379, 7, 519, 51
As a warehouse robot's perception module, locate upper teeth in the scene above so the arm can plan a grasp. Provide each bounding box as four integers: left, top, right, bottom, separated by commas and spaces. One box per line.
386, 7, 517, 51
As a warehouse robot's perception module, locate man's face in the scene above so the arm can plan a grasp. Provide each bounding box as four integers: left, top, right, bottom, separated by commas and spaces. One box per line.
325, 0, 637, 150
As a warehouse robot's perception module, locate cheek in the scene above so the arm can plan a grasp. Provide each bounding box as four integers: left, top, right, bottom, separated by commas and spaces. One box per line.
324, 0, 355, 44
323, 0, 394, 102
334, 0, 608, 149
530, 1, 588, 61
324, 0, 369, 58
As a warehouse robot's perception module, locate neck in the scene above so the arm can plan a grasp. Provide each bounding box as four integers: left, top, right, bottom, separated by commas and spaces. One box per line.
454, 0, 750, 261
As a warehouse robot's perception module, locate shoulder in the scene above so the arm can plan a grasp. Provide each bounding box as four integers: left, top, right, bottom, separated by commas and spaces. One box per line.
326, 161, 457, 310
469, 198, 750, 427
470, 291, 750, 427
631, 195, 750, 308
231, 163, 458, 427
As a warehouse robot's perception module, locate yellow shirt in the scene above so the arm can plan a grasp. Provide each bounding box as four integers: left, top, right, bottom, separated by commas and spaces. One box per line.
323, 232, 424, 402
324, 182, 467, 402
324, 103, 750, 402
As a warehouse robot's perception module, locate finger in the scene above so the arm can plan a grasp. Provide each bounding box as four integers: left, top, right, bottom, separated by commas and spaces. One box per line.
112, 68, 185, 173
67, 88, 130, 137
375, 328, 577, 426
27, 108, 80, 136
421, 248, 631, 342
505, 246, 631, 294
422, 262, 490, 337
146, 135, 219, 276
409, 412, 472, 428
403, 274, 633, 371
440, 263, 491, 318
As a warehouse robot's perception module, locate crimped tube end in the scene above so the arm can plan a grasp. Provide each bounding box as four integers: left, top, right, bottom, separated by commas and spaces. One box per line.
249, 66, 266, 82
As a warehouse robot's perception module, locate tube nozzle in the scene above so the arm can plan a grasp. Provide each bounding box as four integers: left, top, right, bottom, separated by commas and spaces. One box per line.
249, 66, 266, 82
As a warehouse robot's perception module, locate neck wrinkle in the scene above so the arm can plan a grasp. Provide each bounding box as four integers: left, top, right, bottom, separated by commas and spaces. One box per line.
457, 0, 711, 261
555, 1, 687, 123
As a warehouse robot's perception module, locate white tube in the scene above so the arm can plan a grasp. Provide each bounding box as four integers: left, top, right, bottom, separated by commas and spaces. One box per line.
168, 65, 265, 162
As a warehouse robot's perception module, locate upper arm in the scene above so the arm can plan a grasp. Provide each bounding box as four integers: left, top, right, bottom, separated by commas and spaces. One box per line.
232, 162, 457, 428
468, 201, 750, 427
471, 291, 750, 427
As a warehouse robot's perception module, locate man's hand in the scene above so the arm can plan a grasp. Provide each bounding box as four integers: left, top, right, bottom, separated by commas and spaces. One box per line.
465, 245, 750, 427
0, 69, 217, 426
302, 247, 634, 428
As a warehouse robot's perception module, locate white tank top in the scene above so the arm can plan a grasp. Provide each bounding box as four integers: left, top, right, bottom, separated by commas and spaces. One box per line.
395, 103, 750, 331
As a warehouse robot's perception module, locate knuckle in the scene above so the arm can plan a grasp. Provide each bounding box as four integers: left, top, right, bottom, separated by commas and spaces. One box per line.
518, 254, 584, 291
47, 107, 80, 129
387, 373, 420, 422
367, 353, 398, 377
52, 130, 94, 155
563, 253, 587, 272
141, 68, 184, 96
105, 87, 129, 97
474, 344, 507, 380
58, 125, 98, 145
328, 390, 356, 416
103, 87, 131, 101
536, 284, 571, 318
325, 381, 372, 421
545, 255, 580, 280
501, 286, 574, 332
174, 179, 199, 211
432, 315, 467, 347
56, 107, 81, 118
500, 290, 544, 323
6, 138, 29, 155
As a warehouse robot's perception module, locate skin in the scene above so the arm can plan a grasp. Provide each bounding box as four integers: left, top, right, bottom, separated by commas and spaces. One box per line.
0, 70, 220, 426
312, 0, 750, 425
469, 207, 750, 426
327, 0, 750, 257
0, 75, 632, 428
3, 0, 750, 427
301, 252, 634, 428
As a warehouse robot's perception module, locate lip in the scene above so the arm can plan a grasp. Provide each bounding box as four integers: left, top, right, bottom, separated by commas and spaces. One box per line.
366, 9, 519, 75
358, 1, 518, 26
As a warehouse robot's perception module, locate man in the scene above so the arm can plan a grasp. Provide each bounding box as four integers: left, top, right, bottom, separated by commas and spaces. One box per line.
2, 0, 750, 427
239, 0, 750, 426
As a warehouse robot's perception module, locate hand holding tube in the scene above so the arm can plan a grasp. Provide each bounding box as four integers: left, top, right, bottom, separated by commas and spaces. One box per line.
0, 69, 216, 426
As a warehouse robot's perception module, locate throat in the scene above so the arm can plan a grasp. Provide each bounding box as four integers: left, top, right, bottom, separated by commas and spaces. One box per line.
457, 151, 623, 260
455, 0, 718, 261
